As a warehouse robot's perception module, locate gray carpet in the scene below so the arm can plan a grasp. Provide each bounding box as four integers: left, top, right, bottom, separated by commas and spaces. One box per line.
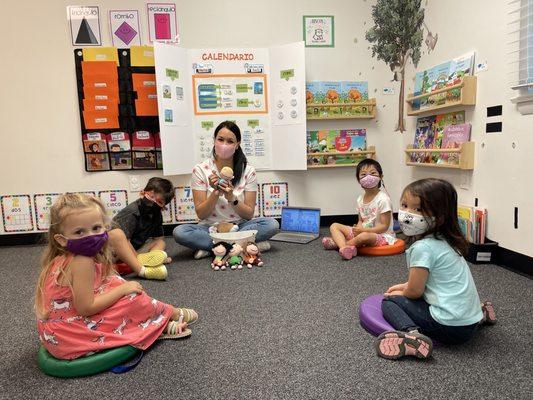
0, 231, 531, 400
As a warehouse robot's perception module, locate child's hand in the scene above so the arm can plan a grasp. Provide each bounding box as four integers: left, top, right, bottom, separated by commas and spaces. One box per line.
384, 290, 404, 297
384, 283, 407, 297
121, 281, 144, 296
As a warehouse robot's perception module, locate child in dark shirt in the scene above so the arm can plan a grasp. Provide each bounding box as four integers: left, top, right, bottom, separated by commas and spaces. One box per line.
109, 177, 174, 280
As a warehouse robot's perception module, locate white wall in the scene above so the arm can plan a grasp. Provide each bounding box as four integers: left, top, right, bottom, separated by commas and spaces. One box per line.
0, 0, 531, 256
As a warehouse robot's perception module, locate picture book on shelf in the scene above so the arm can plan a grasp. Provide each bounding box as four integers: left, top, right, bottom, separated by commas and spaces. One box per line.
307, 129, 367, 166
411, 52, 475, 111
458, 203, 486, 244
412, 116, 436, 162
440, 123, 471, 164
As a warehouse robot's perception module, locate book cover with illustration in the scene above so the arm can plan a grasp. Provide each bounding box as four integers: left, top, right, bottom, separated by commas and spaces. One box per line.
305, 82, 323, 104
340, 82, 368, 103
307, 129, 367, 166
440, 123, 471, 164
412, 116, 436, 162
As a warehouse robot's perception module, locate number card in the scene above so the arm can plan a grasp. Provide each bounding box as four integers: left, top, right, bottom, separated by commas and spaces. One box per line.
34, 193, 62, 231
261, 182, 289, 218
98, 190, 128, 219
1, 195, 34, 232
162, 202, 173, 223
174, 186, 198, 223
254, 183, 261, 218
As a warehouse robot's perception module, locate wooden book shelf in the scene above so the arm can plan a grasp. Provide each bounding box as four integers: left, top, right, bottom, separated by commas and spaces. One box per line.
404, 142, 475, 170
406, 76, 477, 116
307, 146, 376, 169
306, 98, 376, 120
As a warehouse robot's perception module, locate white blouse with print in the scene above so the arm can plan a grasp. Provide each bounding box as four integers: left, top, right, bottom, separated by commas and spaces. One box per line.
191, 157, 257, 225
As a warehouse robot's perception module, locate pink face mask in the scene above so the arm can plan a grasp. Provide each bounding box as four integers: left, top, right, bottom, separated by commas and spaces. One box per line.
360, 174, 381, 189
214, 142, 236, 159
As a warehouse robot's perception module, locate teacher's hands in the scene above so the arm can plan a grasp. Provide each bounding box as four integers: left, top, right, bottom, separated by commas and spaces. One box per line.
222, 182, 235, 202
208, 173, 220, 190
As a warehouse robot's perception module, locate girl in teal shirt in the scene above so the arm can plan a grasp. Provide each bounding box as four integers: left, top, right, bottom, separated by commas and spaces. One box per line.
376, 178, 496, 360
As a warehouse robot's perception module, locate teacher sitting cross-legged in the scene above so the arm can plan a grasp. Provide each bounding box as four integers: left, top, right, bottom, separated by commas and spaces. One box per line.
173, 121, 279, 259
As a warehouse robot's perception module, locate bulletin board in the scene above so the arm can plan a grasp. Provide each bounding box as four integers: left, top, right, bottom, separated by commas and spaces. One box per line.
74, 46, 164, 172
153, 41, 308, 175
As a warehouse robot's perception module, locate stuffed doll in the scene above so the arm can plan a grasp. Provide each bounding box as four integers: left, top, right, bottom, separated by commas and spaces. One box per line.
227, 243, 244, 270
211, 241, 232, 271
218, 166, 234, 192
242, 242, 264, 269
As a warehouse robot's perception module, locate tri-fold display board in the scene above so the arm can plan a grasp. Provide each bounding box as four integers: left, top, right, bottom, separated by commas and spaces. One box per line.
153, 41, 307, 175
74, 46, 163, 171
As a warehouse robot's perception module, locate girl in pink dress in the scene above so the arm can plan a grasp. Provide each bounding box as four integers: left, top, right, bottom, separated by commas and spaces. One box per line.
35, 194, 198, 360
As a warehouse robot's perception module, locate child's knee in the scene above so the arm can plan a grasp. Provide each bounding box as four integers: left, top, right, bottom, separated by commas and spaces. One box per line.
330, 222, 341, 232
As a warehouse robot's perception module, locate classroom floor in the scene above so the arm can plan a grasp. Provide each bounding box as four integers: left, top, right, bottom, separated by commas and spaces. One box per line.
1, 231, 531, 400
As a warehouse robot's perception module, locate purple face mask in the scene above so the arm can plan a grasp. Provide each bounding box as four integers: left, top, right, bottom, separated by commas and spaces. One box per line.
360, 174, 381, 189
64, 231, 109, 257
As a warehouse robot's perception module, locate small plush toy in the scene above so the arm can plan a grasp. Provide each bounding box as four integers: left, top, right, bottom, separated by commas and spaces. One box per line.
209, 221, 239, 234
211, 241, 232, 271
242, 242, 264, 269
218, 166, 234, 192
227, 243, 244, 270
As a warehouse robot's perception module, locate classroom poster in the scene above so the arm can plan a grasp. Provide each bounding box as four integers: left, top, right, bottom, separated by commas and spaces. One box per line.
98, 190, 128, 219
109, 10, 141, 47
154, 41, 307, 175
68, 6, 102, 46
261, 182, 289, 218
174, 186, 198, 223
147, 3, 178, 43
34, 193, 62, 231
303, 16, 334, 47
1, 195, 34, 232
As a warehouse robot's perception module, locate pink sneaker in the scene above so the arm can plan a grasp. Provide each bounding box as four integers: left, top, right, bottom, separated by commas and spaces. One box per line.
339, 246, 356, 260
322, 237, 339, 250
375, 330, 433, 360
481, 301, 497, 325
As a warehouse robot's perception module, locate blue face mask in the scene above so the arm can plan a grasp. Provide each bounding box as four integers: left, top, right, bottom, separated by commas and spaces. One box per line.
63, 231, 109, 257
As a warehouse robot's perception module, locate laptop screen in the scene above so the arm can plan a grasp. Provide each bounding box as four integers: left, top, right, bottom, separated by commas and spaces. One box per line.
281, 207, 320, 234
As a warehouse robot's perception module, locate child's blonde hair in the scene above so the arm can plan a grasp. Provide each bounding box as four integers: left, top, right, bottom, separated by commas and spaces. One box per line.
34, 193, 115, 319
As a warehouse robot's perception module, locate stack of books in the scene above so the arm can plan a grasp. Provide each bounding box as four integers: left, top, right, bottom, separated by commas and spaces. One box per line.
458, 204, 487, 244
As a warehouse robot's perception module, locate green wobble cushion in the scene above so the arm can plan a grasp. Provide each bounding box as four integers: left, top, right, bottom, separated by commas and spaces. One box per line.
38, 345, 140, 378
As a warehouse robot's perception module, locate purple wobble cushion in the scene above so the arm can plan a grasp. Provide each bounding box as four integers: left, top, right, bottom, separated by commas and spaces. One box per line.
359, 294, 393, 337
358, 294, 441, 346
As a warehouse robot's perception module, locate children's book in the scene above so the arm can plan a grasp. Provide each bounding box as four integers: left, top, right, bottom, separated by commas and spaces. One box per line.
412, 116, 436, 162
340, 82, 368, 103
431, 111, 465, 163
440, 123, 471, 164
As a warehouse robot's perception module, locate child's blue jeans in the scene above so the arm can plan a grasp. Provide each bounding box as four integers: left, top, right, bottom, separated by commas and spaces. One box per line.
381, 296, 478, 345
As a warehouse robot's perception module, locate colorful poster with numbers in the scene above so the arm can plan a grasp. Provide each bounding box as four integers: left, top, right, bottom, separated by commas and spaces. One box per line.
162, 202, 173, 223
98, 190, 128, 219
254, 184, 261, 218
261, 182, 289, 217
1, 195, 34, 232
174, 186, 198, 223
34, 193, 62, 231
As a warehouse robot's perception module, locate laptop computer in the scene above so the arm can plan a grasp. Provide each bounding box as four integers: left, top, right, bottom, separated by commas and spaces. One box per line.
270, 207, 321, 244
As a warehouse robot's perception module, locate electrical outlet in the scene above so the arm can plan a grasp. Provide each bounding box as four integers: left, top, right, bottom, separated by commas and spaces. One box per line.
129, 175, 141, 192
